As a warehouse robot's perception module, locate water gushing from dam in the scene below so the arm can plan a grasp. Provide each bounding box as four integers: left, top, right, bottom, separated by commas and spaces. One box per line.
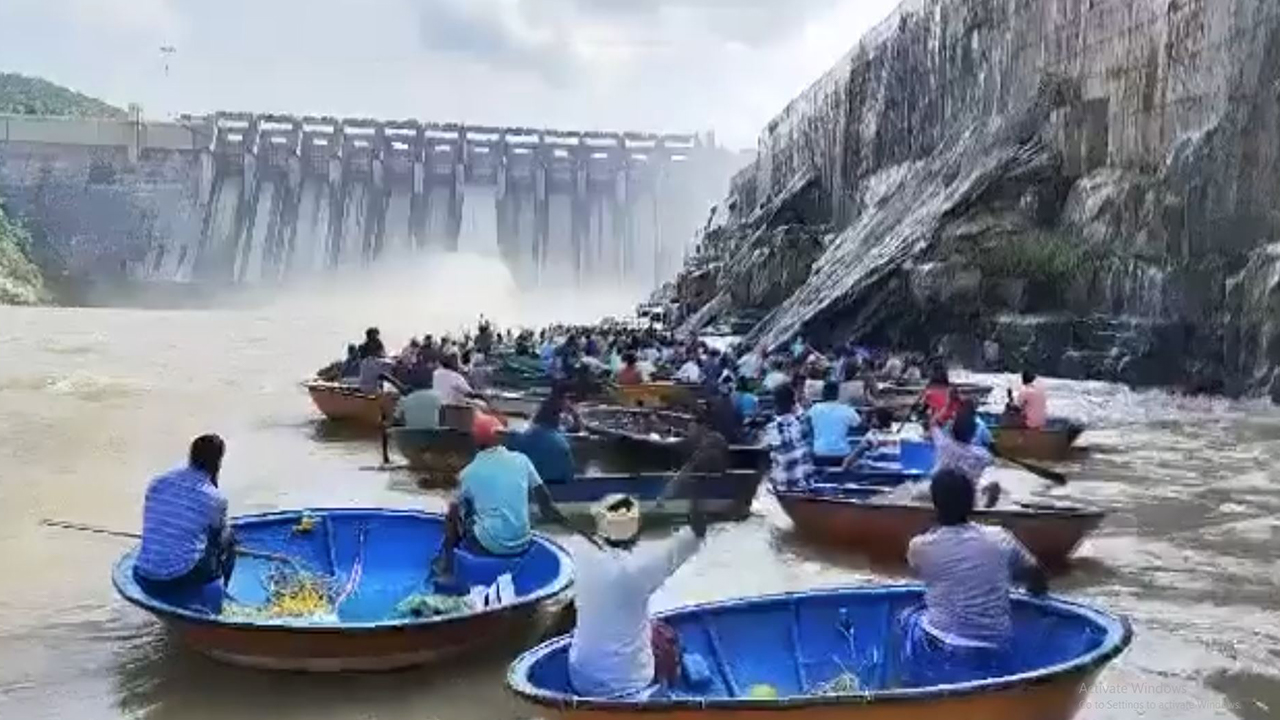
124, 114, 733, 292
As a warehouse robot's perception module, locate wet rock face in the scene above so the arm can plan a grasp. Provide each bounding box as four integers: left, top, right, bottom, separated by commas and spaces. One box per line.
673, 0, 1280, 394
0, 204, 46, 305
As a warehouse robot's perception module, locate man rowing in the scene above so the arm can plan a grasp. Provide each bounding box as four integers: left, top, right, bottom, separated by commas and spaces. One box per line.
134, 435, 235, 613
902, 469, 1046, 684
432, 415, 571, 584
507, 395, 577, 484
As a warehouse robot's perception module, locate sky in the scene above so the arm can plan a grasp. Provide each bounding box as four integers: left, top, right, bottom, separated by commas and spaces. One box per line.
0, 0, 901, 149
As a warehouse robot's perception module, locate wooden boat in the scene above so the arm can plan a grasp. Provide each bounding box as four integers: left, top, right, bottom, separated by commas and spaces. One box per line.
776, 491, 1103, 567
577, 406, 768, 471
508, 585, 1131, 719
978, 412, 1084, 461
482, 388, 551, 419
540, 470, 763, 524
877, 381, 993, 405
389, 425, 606, 477
302, 380, 396, 427
612, 381, 700, 410
113, 508, 572, 672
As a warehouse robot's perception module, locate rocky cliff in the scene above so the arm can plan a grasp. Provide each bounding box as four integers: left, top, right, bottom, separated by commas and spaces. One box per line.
0, 203, 47, 305
676, 0, 1280, 396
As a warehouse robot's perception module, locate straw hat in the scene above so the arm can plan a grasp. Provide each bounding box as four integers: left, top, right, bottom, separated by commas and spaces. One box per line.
592, 493, 640, 543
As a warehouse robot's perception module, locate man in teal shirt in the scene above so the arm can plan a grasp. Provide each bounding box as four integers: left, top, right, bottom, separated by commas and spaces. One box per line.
807, 381, 863, 466
433, 414, 570, 581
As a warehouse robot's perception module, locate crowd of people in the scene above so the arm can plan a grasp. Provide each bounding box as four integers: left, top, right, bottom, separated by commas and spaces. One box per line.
135, 317, 1057, 699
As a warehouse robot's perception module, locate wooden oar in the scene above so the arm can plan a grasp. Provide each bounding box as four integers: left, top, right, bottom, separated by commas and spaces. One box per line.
989, 447, 1067, 486
40, 519, 309, 570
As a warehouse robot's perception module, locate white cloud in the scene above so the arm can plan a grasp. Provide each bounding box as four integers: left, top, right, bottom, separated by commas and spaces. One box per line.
0, 0, 901, 147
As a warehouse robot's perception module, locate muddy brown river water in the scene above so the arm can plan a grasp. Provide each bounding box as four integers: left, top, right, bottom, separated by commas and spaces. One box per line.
1, 282, 1278, 719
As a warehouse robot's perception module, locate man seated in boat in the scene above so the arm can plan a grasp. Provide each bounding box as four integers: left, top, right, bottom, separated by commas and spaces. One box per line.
808, 381, 863, 467
921, 363, 958, 425
433, 352, 483, 407
902, 469, 1046, 684
873, 407, 1001, 507
616, 351, 645, 386
316, 344, 360, 382
762, 385, 816, 492
731, 376, 761, 424
1003, 369, 1048, 429
506, 396, 577, 484
568, 492, 708, 699
134, 434, 236, 613
433, 415, 571, 582
394, 384, 444, 431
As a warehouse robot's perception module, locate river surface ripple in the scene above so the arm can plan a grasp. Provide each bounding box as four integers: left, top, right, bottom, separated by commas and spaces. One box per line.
0, 305, 1277, 720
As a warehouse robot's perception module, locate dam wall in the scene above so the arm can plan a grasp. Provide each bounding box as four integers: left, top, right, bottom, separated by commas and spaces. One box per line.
0, 112, 739, 292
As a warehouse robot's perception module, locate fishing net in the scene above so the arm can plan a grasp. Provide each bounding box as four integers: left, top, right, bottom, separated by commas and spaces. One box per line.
394, 593, 475, 619
812, 670, 863, 696
221, 522, 366, 624
222, 566, 341, 623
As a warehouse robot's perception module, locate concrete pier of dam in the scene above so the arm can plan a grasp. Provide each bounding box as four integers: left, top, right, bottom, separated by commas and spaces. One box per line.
0, 111, 739, 292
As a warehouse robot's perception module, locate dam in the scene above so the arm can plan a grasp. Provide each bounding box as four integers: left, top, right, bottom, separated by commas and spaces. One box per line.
0, 111, 739, 293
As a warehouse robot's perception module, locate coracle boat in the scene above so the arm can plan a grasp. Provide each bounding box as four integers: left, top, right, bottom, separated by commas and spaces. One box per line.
577, 406, 768, 472
871, 382, 994, 420
811, 440, 936, 488
977, 412, 1085, 461
612, 381, 700, 410
387, 427, 763, 522
389, 425, 612, 476
481, 388, 554, 419
113, 508, 572, 671
540, 470, 763, 524
509, 585, 1131, 720
302, 380, 396, 427
776, 490, 1103, 568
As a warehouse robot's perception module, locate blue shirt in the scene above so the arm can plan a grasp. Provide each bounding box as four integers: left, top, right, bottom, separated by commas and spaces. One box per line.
507, 425, 576, 484
135, 466, 228, 581
732, 391, 760, 420
973, 417, 994, 447
459, 447, 544, 555
807, 401, 863, 457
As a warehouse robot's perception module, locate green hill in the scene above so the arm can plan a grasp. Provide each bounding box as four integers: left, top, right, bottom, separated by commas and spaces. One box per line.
0, 72, 124, 119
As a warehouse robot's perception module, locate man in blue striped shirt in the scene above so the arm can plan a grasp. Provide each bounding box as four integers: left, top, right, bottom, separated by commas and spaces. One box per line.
134, 435, 235, 611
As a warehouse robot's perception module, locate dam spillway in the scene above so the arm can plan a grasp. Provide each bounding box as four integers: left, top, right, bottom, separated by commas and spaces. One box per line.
0, 111, 738, 295
157, 114, 718, 290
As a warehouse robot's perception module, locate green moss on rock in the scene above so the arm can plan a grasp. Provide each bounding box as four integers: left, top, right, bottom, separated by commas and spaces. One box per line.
0, 204, 47, 305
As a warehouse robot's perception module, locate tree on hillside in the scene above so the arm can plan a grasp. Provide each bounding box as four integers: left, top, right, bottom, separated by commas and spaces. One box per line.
0, 73, 124, 119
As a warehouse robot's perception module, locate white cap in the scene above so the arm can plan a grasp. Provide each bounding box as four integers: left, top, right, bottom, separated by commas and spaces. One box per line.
593, 493, 641, 543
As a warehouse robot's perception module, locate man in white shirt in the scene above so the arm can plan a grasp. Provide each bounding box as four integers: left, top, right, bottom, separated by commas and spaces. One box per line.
675, 355, 703, 384
735, 345, 765, 382
901, 469, 1045, 685
568, 493, 707, 699
432, 353, 476, 406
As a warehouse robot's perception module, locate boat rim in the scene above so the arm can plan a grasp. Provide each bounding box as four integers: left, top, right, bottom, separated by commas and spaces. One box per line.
112, 508, 574, 633
301, 380, 384, 400
774, 491, 1107, 520
507, 584, 1132, 711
